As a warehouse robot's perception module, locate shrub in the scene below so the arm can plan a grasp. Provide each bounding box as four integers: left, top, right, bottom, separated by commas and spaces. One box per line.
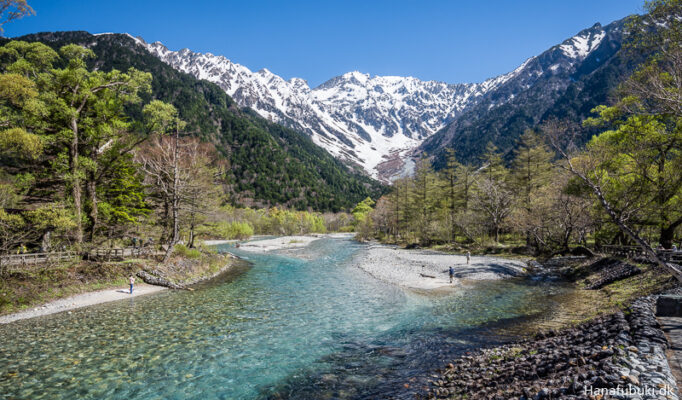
173, 244, 202, 259
215, 221, 254, 240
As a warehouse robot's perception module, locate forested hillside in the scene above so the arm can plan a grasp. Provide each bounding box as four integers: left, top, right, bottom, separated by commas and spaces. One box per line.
420, 18, 645, 168
360, 0, 682, 275
5, 31, 384, 211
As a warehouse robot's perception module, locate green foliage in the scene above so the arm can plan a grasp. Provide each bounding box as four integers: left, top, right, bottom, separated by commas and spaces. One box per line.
3, 32, 385, 213
351, 197, 375, 223
198, 205, 328, 239
172, 243, 202, 259
259, 207, 327, 235
0, 38, 154, 248
97, 156, 150, 227
0, 204, 76, 252
0, 127, 41, 159
24, 204, 77, 233
210, 221, 254, 240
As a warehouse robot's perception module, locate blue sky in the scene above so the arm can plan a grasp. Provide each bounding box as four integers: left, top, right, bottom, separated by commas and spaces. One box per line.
5, 0, 644, 87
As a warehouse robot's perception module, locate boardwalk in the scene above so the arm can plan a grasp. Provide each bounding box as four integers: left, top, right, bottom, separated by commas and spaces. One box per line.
0, 247, 163, 267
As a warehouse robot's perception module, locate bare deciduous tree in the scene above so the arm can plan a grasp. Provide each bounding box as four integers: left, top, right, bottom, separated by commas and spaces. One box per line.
472, 176, 513, 243
0, 0, 33, 34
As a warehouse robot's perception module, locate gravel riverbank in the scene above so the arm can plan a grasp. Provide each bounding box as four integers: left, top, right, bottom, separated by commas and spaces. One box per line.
237, 235, 323, 253
354, 243, 527, 290
426, 296, 678, 399
0, 284, 166, 324
1, 253, 241, 324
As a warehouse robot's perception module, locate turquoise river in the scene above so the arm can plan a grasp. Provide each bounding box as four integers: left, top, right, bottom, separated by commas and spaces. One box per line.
0, 236, 584, 399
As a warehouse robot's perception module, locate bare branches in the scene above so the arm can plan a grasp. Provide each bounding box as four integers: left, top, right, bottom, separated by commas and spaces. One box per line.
136, 134, 222, 253
0, 0, 34, 34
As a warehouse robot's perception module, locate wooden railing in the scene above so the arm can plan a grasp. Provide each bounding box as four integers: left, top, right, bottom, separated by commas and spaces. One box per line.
88, 247, 163, 261
0, 251, 79, 266
601, 245, 682, 263
0, 246, 164, 268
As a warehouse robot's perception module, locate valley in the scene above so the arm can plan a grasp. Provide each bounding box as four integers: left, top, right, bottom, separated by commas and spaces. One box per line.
132, 19, 625, 180
2, 1, 682, 399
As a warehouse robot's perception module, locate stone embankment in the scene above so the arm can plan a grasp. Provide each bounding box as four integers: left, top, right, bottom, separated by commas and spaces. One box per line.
427, 297, 678, 399
582, 258, 642, 290
137, 252, 240, 289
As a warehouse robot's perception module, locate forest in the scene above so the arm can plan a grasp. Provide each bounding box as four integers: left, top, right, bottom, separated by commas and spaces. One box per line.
2, 0, 682, 270
0, 37, 346, 257
357, 0, 682, 267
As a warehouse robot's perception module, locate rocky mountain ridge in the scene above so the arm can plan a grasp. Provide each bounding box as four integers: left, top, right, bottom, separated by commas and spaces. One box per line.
115, 16, 626, 179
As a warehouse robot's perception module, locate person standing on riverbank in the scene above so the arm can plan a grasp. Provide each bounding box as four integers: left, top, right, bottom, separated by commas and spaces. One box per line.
466, 251, 471, 265
129, 276, 135, 294
449, 266, 454, 283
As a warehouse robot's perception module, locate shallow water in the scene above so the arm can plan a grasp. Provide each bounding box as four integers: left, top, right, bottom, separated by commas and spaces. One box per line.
0, 237, 582, 399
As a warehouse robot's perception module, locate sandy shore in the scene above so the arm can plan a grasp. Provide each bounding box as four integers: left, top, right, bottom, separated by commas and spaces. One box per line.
0, 283, 167, 324
354, 243, 527, 290
204, 233, 354, 250
237, 235, 325, 253
201, 239, 238, 245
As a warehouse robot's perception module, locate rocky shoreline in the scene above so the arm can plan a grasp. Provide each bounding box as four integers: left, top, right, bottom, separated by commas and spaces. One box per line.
137, 251, 243, 289
426, 296, 678, 399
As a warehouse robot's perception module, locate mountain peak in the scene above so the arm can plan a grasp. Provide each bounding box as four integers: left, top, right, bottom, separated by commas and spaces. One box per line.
136, 15, 627, 181
557, 22, 608, 60
342, 70, 371, 83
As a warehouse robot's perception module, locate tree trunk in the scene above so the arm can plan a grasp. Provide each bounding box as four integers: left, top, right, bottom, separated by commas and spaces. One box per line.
188, 223, 195, 249
163, 125, 181, 263
86, 168, 98, 243
40, 230, 51, 252
70, 117, 83, 246
661, 218, 682, 249
159, 199, 169, 244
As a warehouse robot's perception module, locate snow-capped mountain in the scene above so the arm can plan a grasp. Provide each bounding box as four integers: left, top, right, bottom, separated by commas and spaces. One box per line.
121, 17, 623, 180
128, 37, 509, 180
419, 20, 626, 167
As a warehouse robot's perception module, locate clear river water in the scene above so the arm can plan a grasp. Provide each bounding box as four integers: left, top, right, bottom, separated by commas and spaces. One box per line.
0, 236, 584, 399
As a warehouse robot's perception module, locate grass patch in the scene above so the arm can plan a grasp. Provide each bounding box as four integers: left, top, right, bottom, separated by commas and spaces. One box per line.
597, 264, 675, 308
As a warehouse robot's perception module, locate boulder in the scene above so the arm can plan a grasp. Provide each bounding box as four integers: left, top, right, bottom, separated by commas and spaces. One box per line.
656, 295, 682, 317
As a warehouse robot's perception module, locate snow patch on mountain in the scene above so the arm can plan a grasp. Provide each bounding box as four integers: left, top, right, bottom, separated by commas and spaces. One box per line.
136, 39, 502, 179
113, 19, 614, 181
559, 25, 605, 59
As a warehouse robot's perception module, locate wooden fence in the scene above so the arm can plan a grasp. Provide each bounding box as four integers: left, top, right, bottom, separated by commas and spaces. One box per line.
0, 251, 79, 267
601, 245, 682, 263
0, 247, 164, 268
88, 247, 162, 261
